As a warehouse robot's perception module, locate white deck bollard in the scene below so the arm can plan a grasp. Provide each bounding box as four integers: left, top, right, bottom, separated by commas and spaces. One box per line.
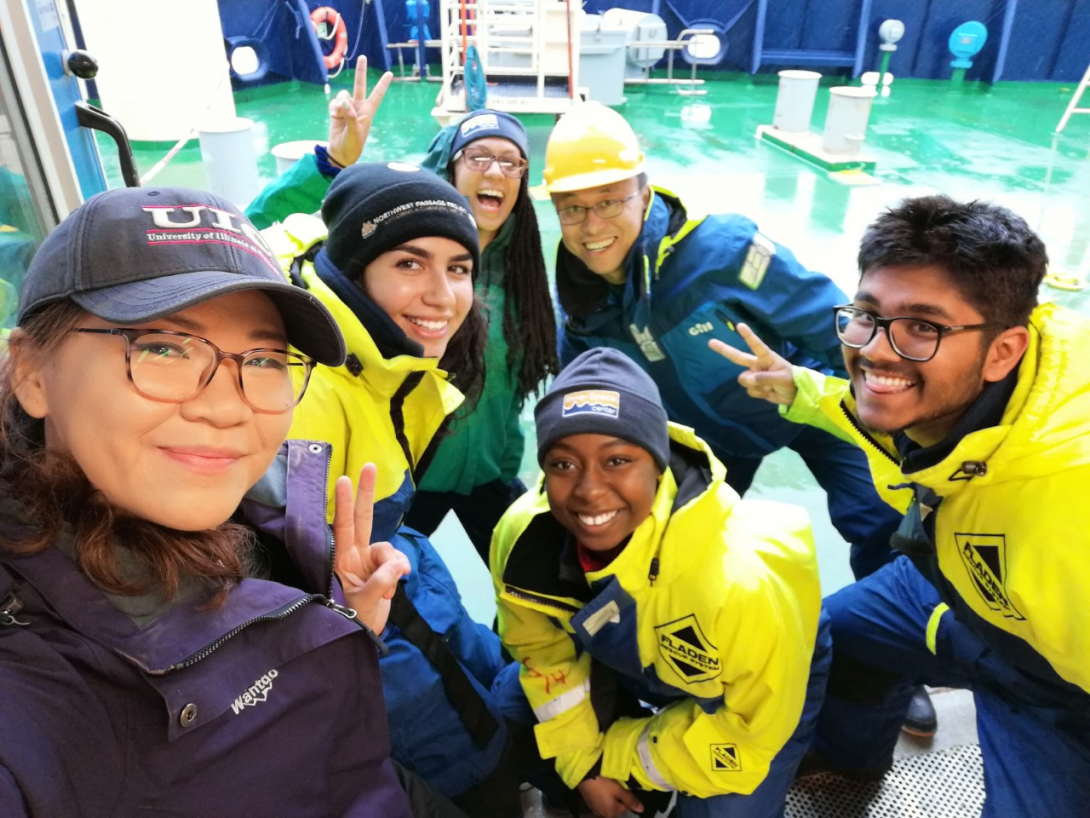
272, 140, 327, 175
822, 86, 875, 155
198, 117, 261, 209
772, 70, 822, 133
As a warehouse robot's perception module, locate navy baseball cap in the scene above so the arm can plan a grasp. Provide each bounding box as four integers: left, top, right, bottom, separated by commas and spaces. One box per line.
19, 186, 346, 366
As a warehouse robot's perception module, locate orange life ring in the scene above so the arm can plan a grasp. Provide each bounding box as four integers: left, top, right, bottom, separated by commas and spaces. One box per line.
311, 7, 348, 71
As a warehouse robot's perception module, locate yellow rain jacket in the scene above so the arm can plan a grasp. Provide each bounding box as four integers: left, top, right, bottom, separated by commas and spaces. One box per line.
491, 424, 822, 797
784, 303, 1090, 696
262, 214, 463, 536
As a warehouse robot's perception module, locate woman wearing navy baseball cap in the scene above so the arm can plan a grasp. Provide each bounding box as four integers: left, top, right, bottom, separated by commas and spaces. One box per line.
0, 185, 413, 817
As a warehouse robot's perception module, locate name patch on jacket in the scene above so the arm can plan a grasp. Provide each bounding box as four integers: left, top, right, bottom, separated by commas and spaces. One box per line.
563, 390, 620, 418
739, 233, 775, 290
955, 533, 1025, 621
656, 614, 720, 683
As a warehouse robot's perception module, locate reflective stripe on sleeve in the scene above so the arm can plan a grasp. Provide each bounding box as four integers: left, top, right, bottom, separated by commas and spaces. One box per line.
533, 680, 590, 722
636, 724, 675, 791
926, 603, 950, 655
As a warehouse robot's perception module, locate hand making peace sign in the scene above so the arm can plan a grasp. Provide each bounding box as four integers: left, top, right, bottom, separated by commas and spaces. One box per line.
332, 463, 410, 634
327, 56, 394, 169
708, 322, 800, 406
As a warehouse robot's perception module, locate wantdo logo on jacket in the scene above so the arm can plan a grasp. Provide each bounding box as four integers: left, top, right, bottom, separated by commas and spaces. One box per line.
562, 390, 620, 418
231, 669, 279, 714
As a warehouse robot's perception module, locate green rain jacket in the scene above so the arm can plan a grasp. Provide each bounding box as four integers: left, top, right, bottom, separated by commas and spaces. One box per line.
246, 153, 526, 495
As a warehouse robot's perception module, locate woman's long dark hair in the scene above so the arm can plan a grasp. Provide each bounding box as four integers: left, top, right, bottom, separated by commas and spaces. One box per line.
0, 300, 252, 604
502, 179, 559, 400
439, 296, 487, 402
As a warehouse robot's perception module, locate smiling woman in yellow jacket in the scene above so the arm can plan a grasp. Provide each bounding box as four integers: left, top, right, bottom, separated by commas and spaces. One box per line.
491, 348, 830, 817
261, 163, 484, 538
259, 160, 550, 816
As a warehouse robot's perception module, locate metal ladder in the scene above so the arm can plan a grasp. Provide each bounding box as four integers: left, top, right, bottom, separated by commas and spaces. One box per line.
1056, 61, 1090, 134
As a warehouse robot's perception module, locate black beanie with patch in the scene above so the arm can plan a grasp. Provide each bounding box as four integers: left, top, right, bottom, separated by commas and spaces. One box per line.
321, 162, 480, 280
535, 348, 670, 471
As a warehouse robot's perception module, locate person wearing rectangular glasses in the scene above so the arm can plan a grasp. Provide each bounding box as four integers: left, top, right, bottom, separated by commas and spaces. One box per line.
0, 186, 416, 817
404, 107, 558, 564
543, 103, 934, 738
711, 195, 1090, 818
543, 108, 906, 596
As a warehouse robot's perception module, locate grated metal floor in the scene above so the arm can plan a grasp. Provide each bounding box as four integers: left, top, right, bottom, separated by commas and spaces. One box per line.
787, 746, 985, 818
522, 744, 985, 818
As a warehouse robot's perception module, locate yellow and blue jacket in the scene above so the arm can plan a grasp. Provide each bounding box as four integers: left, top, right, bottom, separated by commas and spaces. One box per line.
784, 302, 1090, 699
491, 424, 822, 797
262, 213, 463, 538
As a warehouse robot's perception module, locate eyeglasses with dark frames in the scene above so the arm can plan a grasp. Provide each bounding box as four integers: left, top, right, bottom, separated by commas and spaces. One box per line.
454, 147, 529, 179
71, 328, 315, 414
556, 192, 642, 226
833, 305, 1004, 363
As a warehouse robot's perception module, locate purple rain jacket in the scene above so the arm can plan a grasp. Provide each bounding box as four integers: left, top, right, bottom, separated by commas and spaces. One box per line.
0, 439, 412, 818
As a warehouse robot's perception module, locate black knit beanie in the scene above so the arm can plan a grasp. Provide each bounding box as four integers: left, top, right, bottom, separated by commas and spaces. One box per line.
535, 348, 670, 471
322, 162, 480, 280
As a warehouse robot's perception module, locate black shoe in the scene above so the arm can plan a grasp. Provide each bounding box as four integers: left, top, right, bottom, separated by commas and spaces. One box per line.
794, 748, 891, 783
902, 685, 938, 738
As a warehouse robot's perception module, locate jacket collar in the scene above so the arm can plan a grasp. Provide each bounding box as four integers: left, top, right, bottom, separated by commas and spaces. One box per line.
877, 304, 1090, 497
478, 212, 515, 288
299, 256, 460, 402
0, 441, 346, 675
241, 439, 338, 597
897, 364, 1019, 475
3, 543, 320, 675
313, 248, 423, 359
503, 424, 728, 599
555, 188, 701, 321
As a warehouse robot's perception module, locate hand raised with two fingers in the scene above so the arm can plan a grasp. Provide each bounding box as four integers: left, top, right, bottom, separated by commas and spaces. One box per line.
708, 322, 799, 406
327, 56, 394, 168
332, 462, 410, 634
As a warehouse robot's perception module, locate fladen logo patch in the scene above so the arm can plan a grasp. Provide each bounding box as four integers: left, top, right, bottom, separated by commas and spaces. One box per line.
955, 533, 1025, 620
710, 744, 741, 772
655, 614, 720, 684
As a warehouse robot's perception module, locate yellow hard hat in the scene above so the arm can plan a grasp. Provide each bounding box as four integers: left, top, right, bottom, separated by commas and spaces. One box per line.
543, 103, 645, 193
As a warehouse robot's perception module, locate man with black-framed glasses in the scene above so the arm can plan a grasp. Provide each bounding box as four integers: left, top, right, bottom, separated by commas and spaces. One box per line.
543, 103, 904, 578
711, 194, 1090, 817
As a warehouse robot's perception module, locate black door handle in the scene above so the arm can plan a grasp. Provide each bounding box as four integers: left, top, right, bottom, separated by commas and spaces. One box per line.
75, 101, 140, 188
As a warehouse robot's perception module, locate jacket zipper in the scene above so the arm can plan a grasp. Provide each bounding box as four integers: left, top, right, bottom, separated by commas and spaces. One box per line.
170, 592, 364, 671
840, 400, 899, 465
0, 592, 29, 627
174, 444, 364, 671
504, 584, 580, 614
321, 446, 363, 623
173, 594, 324, 670
322, 446, 337, 601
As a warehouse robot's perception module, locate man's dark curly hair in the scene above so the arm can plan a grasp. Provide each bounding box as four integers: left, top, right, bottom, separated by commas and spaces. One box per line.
857, 195, 1048, 328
